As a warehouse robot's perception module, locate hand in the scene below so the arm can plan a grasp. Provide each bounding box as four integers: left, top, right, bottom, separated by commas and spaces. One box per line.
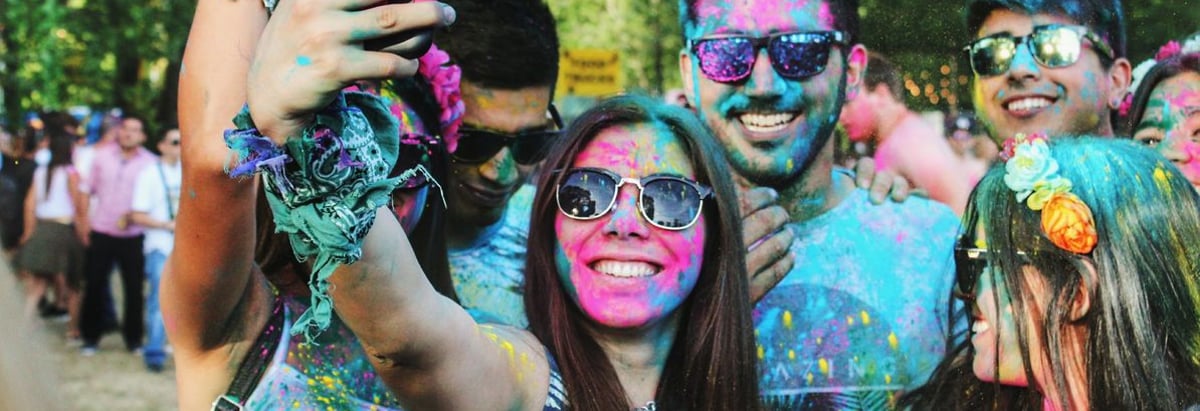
740, 186, 796, 303
247, 0, 456, 143
852, 157, 913, 204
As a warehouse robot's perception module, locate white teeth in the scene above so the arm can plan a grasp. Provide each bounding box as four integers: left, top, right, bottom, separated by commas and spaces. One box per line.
593, 260, 659, 278
738, 112, 797, 133
972, 320, 991, 334
1006, 97, 1051, 112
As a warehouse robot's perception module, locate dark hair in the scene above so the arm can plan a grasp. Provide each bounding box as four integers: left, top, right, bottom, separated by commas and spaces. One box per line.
1121, 52, 1200, 136
905, 137, 1200, 409
42, 128, 75, 194
436, 0, 559, 91
679, 0, 860, 44
966, 0, 1126, 64
864, 52, 904, 101
255, 76, 457, 301
524, 95, 760, 411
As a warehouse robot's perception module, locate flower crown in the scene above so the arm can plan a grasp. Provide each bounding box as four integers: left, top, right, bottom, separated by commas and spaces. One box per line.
382, 44, 465, 153
1120, 37, 1200, 116
1001, 133, 1097, 254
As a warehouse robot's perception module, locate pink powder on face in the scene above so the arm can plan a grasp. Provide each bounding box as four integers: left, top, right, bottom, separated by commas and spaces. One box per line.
554, 123, 707, 329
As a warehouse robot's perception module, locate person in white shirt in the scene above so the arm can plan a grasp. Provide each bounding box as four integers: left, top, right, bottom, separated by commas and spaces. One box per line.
129, 128, 181, 373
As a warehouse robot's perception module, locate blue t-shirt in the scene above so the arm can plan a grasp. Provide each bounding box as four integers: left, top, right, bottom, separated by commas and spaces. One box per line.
755, 189, 959, 410
448, 185, 534, 328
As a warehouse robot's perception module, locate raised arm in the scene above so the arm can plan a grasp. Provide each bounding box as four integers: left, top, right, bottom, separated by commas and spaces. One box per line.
329, 208, 549, 411
164, 0, 270, 356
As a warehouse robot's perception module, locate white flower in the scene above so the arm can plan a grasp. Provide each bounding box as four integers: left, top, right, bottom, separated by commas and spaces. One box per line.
1129, 58, 1158, 94
1004, 139, 1058, 202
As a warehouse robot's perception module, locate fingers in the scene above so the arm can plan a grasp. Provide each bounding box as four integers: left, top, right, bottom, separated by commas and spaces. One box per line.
346, 2, 455, 42
745, 221, 795, 303
854, 157, 876, 189
340, 51, 421, 80
890, 176, 913, 202
742, 205, 789, 248
868, 169, 892, 204
739, 186, 779, 217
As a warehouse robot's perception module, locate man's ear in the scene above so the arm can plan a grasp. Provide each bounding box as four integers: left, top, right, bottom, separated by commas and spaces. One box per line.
1068, 257, 1098, 322
1106, 57, 1133, 110
845, 44, 869, 90
680, 48, 697, 107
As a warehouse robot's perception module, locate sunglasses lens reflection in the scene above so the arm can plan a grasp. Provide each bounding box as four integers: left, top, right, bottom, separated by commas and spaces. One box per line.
558, 170, 616, 219
640, 178, 704, 230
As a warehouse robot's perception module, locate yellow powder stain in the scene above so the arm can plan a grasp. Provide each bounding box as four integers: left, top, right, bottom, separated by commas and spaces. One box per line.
786, 158, 794, 171
885, 374, 893, 385
846, 315, 855, 325
806, 372, 814, 385
307, 378, 316, 386
782, 310, 793, 329
888, 332, 899, 350
1153, 167, 1173, 194
757, 345, 765, 360
818, 358, 830, 376
788, 349, 796, 361
321, 376, 335, 389
860, 310, 871, 325
292, 401, 301, 408
816, 336, 823, 346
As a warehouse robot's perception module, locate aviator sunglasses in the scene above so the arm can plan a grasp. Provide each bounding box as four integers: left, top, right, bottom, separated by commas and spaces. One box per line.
689, 31, 847, 83
556, 167, 713, 231
451, 104, 564, 165
964, 24, 1114, 77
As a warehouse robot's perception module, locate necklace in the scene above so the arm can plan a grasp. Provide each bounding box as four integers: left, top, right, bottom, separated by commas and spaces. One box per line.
633, 401, 656, 411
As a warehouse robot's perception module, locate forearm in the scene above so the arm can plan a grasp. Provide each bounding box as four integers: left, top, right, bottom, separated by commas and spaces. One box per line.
130, 212, 173, 231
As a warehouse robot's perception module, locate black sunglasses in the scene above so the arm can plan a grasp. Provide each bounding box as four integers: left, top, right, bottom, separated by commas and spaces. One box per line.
954, 245, 1035, 299
451, 104, 564, 165
964, 24, 1114, 77
556, 167, 713, 231
688, 31, 847, 84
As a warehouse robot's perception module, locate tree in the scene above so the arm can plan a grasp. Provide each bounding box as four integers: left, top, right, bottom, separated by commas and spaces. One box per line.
0, 0, 194, 137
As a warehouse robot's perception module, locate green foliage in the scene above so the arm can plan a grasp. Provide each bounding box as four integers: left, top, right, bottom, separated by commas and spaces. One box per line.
550, 0, 1198, 116
0, 0, 194, 135
547, 0, 684, 95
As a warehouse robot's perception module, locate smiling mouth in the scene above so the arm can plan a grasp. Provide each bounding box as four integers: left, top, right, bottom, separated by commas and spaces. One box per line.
591, 260, 662, 278
737, 112, 799, 134
1003, 97, 1055, 116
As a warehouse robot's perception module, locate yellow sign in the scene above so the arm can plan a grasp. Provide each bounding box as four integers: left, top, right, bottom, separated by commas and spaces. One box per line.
559, 49, 622, 97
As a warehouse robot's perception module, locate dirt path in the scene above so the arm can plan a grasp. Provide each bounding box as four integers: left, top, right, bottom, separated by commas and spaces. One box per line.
42, 314, 178, 410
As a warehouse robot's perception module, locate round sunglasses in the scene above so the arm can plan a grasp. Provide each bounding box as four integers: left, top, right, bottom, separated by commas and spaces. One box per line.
688, 31, 847, 84
451, 104, 564, 165
964, 24, 1114, 77
555, 167, 713, 231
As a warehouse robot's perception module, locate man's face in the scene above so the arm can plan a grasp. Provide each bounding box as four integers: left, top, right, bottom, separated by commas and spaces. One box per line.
118, 118, 145, 150
158, 129, 181, 159
970, 11, 1125, 142
680, 0, 864, 188
445, 81, 555, 229
839, 85, 879, 143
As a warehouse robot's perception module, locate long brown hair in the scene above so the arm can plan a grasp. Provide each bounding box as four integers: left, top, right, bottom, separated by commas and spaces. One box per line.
524, 95, 760, 410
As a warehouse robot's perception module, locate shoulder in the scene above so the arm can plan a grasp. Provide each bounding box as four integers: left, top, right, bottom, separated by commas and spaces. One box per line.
796, 190, 959, 253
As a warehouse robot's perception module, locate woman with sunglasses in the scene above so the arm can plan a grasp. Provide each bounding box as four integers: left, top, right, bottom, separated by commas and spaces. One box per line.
1122, 37, 1200, 193
312, 95, 761, 410
902, 135, 1200, 410
168, 0, 457, 408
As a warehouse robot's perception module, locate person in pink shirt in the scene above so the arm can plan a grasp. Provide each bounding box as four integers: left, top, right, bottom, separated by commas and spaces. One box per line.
79, 115, 157, 355
841, 53, 974, 214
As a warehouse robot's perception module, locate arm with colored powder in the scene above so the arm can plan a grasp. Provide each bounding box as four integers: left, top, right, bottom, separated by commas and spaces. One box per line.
327, 208, 551, 411
166, 0, 274, 407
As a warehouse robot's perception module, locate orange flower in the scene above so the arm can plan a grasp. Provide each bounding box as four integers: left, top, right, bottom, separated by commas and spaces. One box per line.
1040, 193, 1097, 254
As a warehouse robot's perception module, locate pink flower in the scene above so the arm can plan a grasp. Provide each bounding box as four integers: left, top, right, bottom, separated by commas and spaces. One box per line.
1156, 41, 1182, 61
418, 45, 465, 153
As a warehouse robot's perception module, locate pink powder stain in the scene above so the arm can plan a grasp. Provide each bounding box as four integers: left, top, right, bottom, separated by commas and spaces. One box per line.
692, 0, 827, 35
555, 123, 707, 329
